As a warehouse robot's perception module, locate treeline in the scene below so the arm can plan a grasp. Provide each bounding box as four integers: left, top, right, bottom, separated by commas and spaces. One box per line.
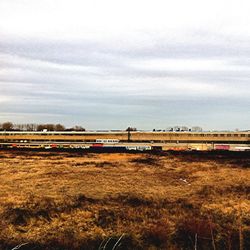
126, 127, 137, 131
0, 122, 85, 131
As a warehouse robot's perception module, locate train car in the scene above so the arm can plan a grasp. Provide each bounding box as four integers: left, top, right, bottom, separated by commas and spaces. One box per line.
92, 143, 104, 147
233, 146, 250, 151
126, 146, 137, 151
0, 131, 249, 145
215, 145, 230, 150
136, 146, 152, 151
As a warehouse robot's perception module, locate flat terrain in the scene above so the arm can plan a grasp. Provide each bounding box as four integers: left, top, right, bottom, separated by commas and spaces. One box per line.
0, 150, 249, 249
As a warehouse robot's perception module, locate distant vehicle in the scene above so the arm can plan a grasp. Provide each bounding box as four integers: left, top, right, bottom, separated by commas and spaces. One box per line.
96, 139, 119, 143
92, 143, 104, 147
126, 146, 137, 151
215, 145, 230, 150
233, 146, 250, 151
136, 146, 151, 151
188, 147, 201, 151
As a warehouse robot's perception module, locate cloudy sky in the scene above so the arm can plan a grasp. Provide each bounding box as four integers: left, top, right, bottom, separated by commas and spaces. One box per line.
0, 0, 249, 130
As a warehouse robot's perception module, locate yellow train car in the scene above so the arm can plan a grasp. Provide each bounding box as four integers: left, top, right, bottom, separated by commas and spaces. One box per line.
0, 131, 249, 144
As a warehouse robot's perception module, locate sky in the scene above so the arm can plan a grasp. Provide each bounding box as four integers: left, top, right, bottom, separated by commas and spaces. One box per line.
0, 0, 249, 130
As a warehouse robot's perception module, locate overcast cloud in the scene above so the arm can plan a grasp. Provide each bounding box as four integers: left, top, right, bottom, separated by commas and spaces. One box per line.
0, 0, 249, 130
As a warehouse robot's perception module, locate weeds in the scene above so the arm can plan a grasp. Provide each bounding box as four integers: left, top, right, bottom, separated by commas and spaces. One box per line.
0, 151, 249, 249
130, 156, 160, 166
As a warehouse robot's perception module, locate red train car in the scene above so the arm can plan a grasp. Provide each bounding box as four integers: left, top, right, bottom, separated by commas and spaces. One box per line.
215, 145, 230, 150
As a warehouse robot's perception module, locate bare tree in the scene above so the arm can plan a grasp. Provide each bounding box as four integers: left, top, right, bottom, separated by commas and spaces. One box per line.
15, 124, 26, 131
73, 125, 85, 131
2, 122, 14, 131
37, 124, 55, 131
26, 123, 37, 131
37, 124, 45, 131
126, 127, 137, 131
55, 124, 65, 131
66, 125, 85, 131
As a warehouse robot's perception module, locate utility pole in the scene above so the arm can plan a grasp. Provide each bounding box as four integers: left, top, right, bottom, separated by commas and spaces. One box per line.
128, 129, 131, 142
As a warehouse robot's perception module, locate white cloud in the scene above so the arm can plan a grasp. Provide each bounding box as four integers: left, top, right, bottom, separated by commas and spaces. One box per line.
0, 52, 101, 76
0, 0, 250, 129
1, 0, 250, 40
0, 96, 12, 103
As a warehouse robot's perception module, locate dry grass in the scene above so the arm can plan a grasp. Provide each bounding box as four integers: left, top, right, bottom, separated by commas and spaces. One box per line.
0, 150, 249, 249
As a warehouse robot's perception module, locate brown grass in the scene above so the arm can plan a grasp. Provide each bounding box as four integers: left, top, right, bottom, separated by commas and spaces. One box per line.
0, 150, 249, 249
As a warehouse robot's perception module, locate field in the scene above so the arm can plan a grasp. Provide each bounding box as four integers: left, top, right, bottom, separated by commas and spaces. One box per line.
0, 150, 249, 249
